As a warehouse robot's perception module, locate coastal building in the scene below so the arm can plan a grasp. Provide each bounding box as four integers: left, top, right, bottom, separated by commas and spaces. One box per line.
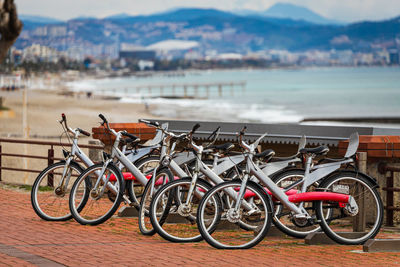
22, 44, 65, 63
147, 39, 199, 60
119, 44, 156, 61
389, 50, 400, 65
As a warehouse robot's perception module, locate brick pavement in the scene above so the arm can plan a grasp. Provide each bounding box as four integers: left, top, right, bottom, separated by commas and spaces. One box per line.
0, 186, 399, 267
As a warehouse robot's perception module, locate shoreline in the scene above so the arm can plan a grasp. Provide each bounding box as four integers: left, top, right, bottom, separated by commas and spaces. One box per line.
0, 88, 169, 138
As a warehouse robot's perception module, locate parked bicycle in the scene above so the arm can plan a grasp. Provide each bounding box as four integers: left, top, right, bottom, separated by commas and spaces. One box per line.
31, 114, 163, 221
196, 127, 383, 249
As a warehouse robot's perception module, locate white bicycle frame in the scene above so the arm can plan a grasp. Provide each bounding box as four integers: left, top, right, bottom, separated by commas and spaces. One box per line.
233, 132, 360, 218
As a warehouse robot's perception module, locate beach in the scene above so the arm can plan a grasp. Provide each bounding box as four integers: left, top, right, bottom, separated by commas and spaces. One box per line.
0, 89, 166, 138
0, 88, 169, 185
1, 66, 400, 184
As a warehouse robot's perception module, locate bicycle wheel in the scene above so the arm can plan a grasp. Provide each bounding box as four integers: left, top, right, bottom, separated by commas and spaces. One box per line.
69, 163, 124, 225
315, 171, 383, 245
31, 161, 84, 221
272, 169, 321, 238
138, 167, 174, 235
197, 180, 272, 249
127, 155, 160, 209
149, 177, 212, 243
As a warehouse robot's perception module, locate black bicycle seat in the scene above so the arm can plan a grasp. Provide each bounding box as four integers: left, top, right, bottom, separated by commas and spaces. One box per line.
299, 146, 329, 156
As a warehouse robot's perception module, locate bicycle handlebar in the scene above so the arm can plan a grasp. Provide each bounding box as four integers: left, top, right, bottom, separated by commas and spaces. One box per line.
238, 126, 252, 151
192, 123, 201, 134
99, 114, 108, 125
77, 128, 91, 137
121, 131, 139, 141
60, 113, 90, 137
139, 119, 159, 127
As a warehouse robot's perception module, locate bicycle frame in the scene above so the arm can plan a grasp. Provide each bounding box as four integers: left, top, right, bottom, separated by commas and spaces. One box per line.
59, 130, 161, 193
232, 132, 360, 218
57, 130, 93, 192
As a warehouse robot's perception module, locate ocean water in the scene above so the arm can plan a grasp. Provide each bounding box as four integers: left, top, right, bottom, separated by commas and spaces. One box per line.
67, 67, 400, 125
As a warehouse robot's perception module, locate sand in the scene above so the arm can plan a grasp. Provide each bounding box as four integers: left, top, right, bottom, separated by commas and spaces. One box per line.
0, 89, 166, 137
0, 88, 169, 184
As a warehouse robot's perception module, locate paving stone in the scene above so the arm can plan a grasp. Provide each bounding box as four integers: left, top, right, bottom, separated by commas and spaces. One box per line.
0, 186, 399, 266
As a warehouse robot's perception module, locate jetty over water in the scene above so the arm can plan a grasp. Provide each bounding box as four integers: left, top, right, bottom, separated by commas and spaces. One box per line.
96, 81, 246, 99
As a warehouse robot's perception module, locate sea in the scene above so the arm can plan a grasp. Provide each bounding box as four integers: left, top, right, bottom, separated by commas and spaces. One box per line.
67, 66, 400, 127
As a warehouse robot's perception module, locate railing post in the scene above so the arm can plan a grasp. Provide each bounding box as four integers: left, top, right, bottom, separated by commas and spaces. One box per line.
89, 140, 102, 163
183, 86, 188, 98
354, 152, 367, 232
0, 144, 2, 181
47, 146, 54, 187
386, 171, 394, 226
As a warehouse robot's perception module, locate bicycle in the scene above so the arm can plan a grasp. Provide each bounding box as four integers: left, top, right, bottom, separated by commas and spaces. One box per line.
31, 114, 163, 221
196, 127, 383, 248
148, 124, 308, 242
31, 114, 92, 221
139, 120, 243, 236
68, 114, 174, 225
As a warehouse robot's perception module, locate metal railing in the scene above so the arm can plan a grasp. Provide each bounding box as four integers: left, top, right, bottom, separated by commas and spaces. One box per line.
379, 163, 400, 226
0, 138, 103, 181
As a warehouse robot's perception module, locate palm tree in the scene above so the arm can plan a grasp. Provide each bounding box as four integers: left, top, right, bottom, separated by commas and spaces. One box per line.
0, 0, 23, 63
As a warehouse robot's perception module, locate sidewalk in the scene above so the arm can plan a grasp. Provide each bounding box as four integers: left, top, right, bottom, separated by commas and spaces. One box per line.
0, 186, 399, 267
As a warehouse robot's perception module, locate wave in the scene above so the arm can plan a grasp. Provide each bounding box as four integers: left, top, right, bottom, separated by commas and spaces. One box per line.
125, 96, 304, 123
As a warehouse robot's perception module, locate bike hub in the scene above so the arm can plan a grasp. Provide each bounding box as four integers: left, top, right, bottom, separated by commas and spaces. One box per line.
54, 186, 65, 197
177, 203, 192, 217
343, 196, 359, 217
226, 208, 241, 223
90, 188, 101, 200
292, 217, 309, 227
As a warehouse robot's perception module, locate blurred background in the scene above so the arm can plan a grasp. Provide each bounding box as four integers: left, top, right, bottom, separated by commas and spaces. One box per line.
1, 0, 400, 128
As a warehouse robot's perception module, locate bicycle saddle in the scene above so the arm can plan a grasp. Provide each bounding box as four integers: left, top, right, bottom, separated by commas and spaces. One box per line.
255, 149, 275, 160
209, 142, 235, 152
299, 146, 329, 155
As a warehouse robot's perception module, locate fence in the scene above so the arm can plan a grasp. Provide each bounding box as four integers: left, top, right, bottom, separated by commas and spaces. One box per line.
0, 138, 103, 182
379, 163, 400, 226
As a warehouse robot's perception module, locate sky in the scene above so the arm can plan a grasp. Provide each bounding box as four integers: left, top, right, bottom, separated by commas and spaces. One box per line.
16, 0, 400, 22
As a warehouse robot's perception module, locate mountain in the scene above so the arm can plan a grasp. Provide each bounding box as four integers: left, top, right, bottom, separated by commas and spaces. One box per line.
104, 13, 132, 19
70, 16, 98, 21
107, 8, 237, 23
20, 15, 63, 24
17, 8, 400, 53
262, 3, 344, 25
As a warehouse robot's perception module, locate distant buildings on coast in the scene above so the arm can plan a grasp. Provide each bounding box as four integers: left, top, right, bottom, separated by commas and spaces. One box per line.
5, 39, 400, 72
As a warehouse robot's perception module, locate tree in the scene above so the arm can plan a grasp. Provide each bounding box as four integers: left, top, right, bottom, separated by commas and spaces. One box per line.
0, 0, 23, 63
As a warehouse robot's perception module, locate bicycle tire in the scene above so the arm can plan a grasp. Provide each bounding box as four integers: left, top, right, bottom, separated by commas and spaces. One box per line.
138, 167, 174, 235
197, 180, 272, 249
315, 171, 383, 245
31, 161, 85, 221
127, 155, 160, 210
69, 163, 124, 225
149, 177, 212, 243
271, 169, 321, 238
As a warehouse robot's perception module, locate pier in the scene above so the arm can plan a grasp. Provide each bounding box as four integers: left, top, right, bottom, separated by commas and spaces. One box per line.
96, 81, 246, 99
